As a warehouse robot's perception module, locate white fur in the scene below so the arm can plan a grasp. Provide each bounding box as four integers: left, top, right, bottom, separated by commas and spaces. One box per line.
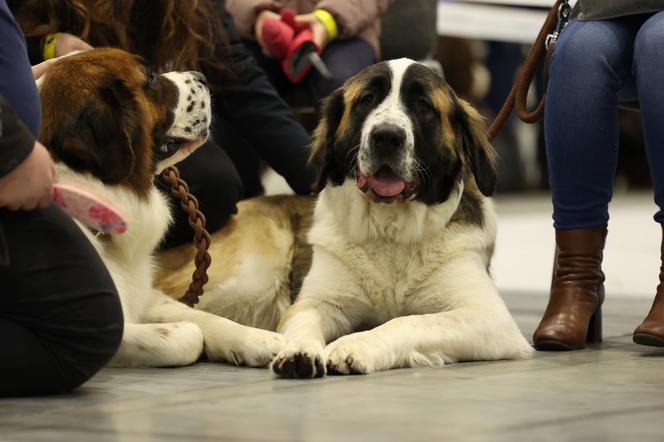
272, 60, 533, 377
273, 178, 532, 376
155, 72, 212, 174
359, 58, 416, 181
55, 71, 284, 368
196, 256, 293, 332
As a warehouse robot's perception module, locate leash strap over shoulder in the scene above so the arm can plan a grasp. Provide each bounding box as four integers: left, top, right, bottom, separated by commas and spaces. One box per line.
486, 0, 570, 141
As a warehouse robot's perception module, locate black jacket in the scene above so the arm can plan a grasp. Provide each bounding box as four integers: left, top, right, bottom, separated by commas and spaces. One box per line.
1, 0, 38, 267
208, 2, 316, 195
0, 96, 34, 179
0, 96, 35, 265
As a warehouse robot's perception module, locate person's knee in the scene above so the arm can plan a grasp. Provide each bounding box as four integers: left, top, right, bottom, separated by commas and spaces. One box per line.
634, 13, 664, 68
196, 166, 243, 233
552, 21, 625, 75
59, 290, 124, 391
313, 39, 375, 98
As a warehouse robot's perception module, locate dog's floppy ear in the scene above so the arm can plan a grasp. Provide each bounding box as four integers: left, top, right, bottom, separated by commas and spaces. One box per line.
47, 79, 138, 184
453, 98, 497, 196
309, 88, 345, 193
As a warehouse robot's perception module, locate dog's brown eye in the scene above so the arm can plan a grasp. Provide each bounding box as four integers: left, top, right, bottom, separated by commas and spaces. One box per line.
162, 140, 181, 153
156, 138, 183, 160
360, 93, 374, 106
146, 67, 156, 84
416, 98, 433, 113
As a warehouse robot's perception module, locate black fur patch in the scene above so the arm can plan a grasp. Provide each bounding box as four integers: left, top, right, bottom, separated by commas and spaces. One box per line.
400, 64, 463, 204
312, 62, 393, 191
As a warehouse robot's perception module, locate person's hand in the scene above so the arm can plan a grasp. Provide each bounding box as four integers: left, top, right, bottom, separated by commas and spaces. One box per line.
255, 9, 282, 56
54, 33, 93, 58
0, 141, 55, 210
294, 13, 329, 52
33, 35, 94, 81
31, 58, 59, 80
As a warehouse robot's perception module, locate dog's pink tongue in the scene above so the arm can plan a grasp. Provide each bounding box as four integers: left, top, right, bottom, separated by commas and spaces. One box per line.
366, 167, 405, 197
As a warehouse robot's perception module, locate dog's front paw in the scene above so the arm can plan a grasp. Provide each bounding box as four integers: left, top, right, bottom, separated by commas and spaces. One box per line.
206, 327, 286, 368
325, 332, 379, 375
271, 340, 326, 378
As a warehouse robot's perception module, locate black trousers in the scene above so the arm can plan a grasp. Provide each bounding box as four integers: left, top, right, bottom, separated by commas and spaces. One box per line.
0, 205, 123, 397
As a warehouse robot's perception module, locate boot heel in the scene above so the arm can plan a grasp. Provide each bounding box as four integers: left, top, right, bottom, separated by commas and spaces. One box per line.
586, 307, 603, 344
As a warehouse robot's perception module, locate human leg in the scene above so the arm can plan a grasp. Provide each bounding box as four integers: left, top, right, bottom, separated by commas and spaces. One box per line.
0, 206, 123, 396
545, 17, 641, 228
631, 12, 664, 346
305, 37, 376, 105
535, 17, 642, 350
243, 37, 375, 108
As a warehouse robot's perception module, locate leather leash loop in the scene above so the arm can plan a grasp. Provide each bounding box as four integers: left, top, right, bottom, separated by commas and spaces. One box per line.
487, 0, 567, 141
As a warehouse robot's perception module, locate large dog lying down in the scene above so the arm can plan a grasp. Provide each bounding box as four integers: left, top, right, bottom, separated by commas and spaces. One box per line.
39, 48, 285, 367
157, 58, 533, 377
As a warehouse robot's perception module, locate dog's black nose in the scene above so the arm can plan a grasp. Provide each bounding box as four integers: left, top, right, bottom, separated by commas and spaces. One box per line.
189, 71, 207, 85
370, 124, 405, 153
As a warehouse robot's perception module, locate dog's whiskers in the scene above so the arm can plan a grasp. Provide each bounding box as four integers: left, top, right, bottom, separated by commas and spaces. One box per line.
346, 144, 361, 174
412, 157, 432, 186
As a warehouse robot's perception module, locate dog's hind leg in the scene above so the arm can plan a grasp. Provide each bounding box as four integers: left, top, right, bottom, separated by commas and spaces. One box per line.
195, 256, 292, 331
108, 322, 204, 367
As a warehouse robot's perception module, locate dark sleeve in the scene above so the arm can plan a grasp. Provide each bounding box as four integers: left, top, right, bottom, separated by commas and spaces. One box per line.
25, 36, 44, 65
208, 1, 317, 195
0, 0, 41, 137
0, 96, 35, 178
6, 0, 44, 65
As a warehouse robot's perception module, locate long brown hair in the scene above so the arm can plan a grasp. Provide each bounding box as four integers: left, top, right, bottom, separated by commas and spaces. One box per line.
14, 0, 232, 90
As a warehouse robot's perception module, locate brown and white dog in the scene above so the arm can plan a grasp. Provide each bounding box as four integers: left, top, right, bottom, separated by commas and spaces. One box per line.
39, 48, 285, 367
157, 58, 533, 377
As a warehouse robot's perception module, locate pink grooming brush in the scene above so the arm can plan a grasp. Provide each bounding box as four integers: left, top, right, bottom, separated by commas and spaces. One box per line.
53, 183, 128, 234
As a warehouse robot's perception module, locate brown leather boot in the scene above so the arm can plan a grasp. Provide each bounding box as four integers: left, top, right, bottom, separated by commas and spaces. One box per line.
533, 225, 607, 351
633, 224, 664, 347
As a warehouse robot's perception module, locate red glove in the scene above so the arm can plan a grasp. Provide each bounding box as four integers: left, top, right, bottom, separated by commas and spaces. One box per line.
259, 8, 321, 83
282, 27, 318, 83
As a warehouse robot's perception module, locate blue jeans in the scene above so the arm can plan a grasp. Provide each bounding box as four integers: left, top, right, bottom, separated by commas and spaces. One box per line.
545, 12, 664, 229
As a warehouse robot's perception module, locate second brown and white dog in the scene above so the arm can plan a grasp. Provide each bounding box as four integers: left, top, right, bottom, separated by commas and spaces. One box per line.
157, 58, 533, 377
39, 48, 285, 367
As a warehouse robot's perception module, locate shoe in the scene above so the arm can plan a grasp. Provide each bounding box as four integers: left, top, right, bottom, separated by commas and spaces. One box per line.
533, 225, 607, 350
633, 224, 664, 347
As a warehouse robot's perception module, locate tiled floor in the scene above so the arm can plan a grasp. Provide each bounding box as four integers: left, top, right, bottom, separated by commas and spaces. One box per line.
1, 192, 662, 442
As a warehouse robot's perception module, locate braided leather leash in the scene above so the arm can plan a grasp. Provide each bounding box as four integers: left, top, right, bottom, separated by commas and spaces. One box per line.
161, 166, 212, 307
486, 0, 568, 141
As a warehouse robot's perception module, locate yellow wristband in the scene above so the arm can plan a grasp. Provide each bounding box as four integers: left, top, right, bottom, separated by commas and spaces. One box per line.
313, 9, 338, 42
43, 32, 61, 60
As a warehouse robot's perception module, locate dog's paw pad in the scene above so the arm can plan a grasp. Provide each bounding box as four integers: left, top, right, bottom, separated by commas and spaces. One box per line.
272, 351, 325, 378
